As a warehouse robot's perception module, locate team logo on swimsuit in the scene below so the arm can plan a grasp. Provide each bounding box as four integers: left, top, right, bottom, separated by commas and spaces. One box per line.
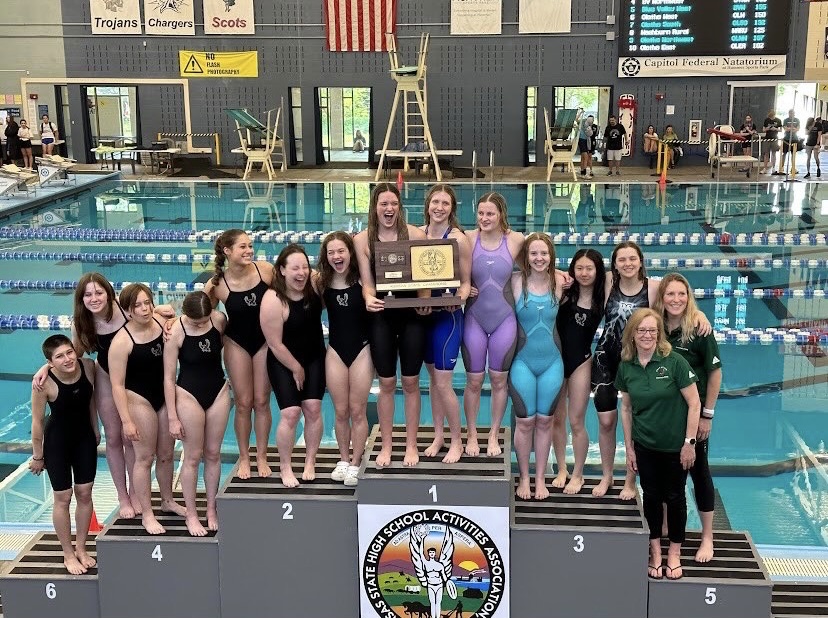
337, 292, 349, 307
574, 312, 587, 327
150, 343, 162, 357
199, 339, 212, 353
418, 249, 447, 277
362, 509, 505, 618
244, 292, 258, 307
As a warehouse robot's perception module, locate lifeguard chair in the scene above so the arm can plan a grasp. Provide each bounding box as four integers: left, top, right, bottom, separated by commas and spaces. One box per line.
708, 124, 760, 180
226, 104, 287, 180
544, 107, 583, 182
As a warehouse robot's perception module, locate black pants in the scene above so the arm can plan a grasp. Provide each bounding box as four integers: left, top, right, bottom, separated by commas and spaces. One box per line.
689, 438, 714, 512
635, 443, 688, 544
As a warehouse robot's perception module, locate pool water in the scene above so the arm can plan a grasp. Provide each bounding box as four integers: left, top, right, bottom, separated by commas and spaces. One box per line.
0, 179, 826, 547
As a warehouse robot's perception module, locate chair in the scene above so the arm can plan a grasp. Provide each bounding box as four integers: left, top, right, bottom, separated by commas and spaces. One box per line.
237, 183, 283, 231
708, 124, 760, 180
227, 107, 287, 179
544, 108, 582, 182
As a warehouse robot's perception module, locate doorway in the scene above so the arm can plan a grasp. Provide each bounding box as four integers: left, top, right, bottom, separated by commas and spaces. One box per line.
85, 86, 139, 147
317, 87, 372, 163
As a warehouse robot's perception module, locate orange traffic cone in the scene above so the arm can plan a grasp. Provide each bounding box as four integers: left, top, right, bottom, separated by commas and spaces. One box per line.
89, 507, 103, 533
396, 170, 404, 191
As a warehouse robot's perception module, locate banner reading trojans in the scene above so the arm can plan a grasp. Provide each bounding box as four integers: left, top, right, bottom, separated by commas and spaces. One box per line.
90, 0, 142, 34
519, 0, 571, 34
143, 0, 194, 35
450, 0, 502, 35
203, 0, 255, 35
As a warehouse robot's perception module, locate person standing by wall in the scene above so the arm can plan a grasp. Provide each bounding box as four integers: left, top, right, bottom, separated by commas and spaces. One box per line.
18, 119, 33, 169
762, 110, 782, 174
4, 116, 19, 164
603, 116, 627, 176
40, 114, 58, 156
578, 114, 596, 179
804, 117, 822, 179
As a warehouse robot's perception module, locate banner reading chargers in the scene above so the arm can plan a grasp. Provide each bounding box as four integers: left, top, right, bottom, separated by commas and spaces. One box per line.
144, 0, 195, 35
203, 0, 255, 35
89, 0, 141, 34
358, 505, 510, 618
619, 55, 786, 78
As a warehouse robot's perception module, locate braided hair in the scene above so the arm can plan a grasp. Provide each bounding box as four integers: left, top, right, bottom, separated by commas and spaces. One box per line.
211, 229, 247, 286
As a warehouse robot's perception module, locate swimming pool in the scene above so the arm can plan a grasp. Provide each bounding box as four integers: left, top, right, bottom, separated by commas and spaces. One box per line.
0, 179, 826, 546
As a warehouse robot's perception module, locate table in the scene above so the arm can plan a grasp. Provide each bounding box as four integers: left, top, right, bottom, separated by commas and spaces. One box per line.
374, 148, 463, 180
90, 147, 137, 173
133, 148, 181, 175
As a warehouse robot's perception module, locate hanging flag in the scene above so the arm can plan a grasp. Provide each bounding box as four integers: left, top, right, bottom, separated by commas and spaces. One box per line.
144, 0, 195, 35
89, 0, 142, 34
323, 0, 396, 52
203, 0, 255, 35
518, 0, 571, 34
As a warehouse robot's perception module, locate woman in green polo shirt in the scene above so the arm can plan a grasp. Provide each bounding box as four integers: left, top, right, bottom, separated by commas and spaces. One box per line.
615, 308, 700, 580
654, 273, 722, 563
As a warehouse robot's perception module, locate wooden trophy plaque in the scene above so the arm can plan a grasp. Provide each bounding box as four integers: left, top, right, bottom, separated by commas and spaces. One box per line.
374, 238, 462, 308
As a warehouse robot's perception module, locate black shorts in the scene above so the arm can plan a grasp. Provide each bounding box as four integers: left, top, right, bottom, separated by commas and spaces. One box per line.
43, 419, 97, 492
578, 138, 593, 155
369, 308, 426, 378
267, 352, 326, 410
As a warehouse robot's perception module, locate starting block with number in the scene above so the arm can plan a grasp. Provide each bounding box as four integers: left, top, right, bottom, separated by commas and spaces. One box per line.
96, 493, 219, 618
216, 446, 359, 618
648, 531, 772, 618
0, 531, 99, 618
510, 477, 649, 618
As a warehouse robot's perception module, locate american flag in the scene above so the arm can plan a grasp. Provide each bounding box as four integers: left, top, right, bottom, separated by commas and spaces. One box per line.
323, 0, 397, 52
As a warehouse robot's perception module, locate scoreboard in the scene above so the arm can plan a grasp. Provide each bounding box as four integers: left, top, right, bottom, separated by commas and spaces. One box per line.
618, 0, 792, 78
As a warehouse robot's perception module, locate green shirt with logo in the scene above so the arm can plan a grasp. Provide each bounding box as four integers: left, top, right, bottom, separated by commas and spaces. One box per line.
615, 351, 698, 452
666, 328, 722, 408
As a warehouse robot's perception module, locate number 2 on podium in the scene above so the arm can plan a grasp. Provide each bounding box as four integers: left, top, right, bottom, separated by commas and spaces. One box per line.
429, 484, 437, 503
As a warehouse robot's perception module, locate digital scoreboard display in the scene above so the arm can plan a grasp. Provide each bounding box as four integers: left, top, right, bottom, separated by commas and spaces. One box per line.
620, 0, 791, 57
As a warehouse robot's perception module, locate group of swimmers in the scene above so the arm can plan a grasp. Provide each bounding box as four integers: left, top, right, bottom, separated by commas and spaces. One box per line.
28, 182, 722, 575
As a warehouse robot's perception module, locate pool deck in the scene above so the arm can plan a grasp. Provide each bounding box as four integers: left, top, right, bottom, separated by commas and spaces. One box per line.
0, 171, 118, 220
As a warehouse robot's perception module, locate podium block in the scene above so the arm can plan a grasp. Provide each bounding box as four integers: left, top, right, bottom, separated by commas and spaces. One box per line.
510, 477, 649, 618
773, 582, 828, 617
217, 445, 358, 618
96, 493, 219, 618
648, 531, 772, 618
357, 426, 512, 618
0, 532, 99, 618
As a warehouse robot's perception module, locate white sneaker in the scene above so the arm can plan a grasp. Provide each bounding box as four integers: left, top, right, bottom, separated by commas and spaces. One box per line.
344, 465, 360, 487
331, 461, 349, 482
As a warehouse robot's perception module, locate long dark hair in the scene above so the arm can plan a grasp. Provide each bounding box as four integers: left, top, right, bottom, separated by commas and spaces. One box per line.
182, 291, 213, 320
368, 183, 408, 245
272, 244, 315, 308
566, 248, 606, 316
610, 241, 646, 288
317, 231, 359, 292
211, 228, 247, 286
73, 272, 116, 354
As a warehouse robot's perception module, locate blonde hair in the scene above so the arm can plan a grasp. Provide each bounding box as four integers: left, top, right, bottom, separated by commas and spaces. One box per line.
516, 233, 556, 304
652, 273, 699, 345
476, 192, 509, 232
620, 308, 672, 361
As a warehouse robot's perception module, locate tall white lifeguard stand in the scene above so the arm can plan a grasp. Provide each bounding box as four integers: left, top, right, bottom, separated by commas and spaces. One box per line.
375, 33, 443, 181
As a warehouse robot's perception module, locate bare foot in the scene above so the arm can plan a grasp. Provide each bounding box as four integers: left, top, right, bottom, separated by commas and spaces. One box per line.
442, 439, 463, 464
534, 480, 550, 500
256, 454, 272, 478
424, 436, 444, 458
551, 470, 568, 489
64, 555, 87, 575
280, 469, 300, 488
695, 537, 714, 563
563, 475, 584, 494
237, 458, 252, 480
160, 498, 187, 516
486, 433, 502, 457
375, 446, 392, 468
403, 446, 419, 467
75, 550, 96, 569
302, 458, 316, 481
665, 553, 683, 579
118, 499, 136, 520
142, 514, 166, 535
592, 476, 612, 497
129, 493, 142, 516
516, 477, 532, 500
465, 434, 480, 457
207, 507, 219, 532
619, 483, 638, 501
186, 514, 208, 537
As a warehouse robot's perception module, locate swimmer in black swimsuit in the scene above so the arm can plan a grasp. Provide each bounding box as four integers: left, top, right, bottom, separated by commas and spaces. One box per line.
317, 231, 372, 486
110, 283, 185, 535
551, 249, 606, 495
355, 184, 431, 468
204, 229, 274, 480
164, 291, 231, 536
261, 245, 326, 488
30, 335, 99, 575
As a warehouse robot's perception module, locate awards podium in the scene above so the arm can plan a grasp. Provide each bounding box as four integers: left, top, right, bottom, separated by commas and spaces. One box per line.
0, 426, 787, 618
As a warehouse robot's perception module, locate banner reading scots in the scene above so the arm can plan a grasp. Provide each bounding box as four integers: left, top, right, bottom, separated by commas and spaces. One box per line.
143, 0, 195, 35
203, 0, 255, 35
518, 0, 571, 34
450, 0, 502, 35
90, 0, 142, 34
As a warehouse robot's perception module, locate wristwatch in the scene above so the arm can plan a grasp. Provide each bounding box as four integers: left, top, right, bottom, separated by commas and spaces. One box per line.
684, 437, 697, 446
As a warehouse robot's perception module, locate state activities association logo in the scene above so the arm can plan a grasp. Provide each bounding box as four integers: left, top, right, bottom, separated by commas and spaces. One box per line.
621, 57, 641, 77
362, 509, 505, 618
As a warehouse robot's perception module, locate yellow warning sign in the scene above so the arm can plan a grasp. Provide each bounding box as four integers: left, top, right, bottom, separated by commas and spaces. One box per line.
178, 51, 258, 78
